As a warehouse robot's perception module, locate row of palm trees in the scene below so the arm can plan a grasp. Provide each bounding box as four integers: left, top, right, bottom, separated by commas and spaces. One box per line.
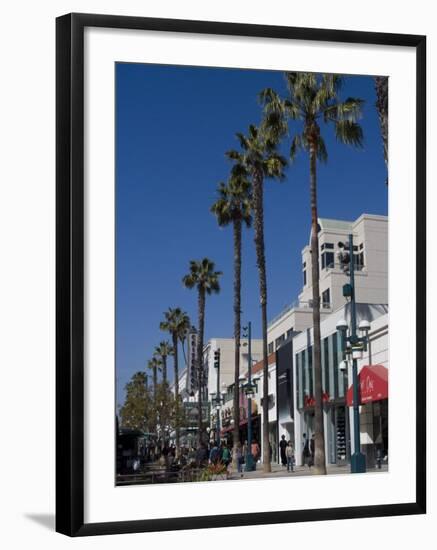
209, 73, 365, 474
142, 72, 381, 474
147, 268, 222, 457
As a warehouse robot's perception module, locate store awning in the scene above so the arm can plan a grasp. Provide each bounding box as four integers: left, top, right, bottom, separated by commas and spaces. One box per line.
346, 365, 388, 406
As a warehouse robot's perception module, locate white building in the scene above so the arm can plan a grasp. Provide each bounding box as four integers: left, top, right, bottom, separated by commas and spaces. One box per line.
267, 214, 388, 354
292, 306, 388, 468
246, 213, 389, 468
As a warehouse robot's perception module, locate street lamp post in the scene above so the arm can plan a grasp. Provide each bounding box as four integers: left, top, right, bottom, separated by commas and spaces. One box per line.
336, 233, 368, 474
213, 348, 222, 446
242, 322, 259, 472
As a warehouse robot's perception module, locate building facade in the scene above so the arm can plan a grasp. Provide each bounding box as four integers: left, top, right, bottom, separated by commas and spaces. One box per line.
203, 213, 389, 470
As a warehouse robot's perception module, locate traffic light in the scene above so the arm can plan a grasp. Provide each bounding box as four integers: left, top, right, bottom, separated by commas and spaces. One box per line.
214, 349, 221, 369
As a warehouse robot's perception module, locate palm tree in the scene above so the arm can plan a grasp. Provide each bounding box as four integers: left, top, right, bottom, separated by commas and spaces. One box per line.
160, 307, 190, 454
147, 357, 160, 435
211, 168, 252, 461
182, 258, 222, 447
260, 73, 364, 474
154, 341, 174, 386
374, 76, 388, 183
227, 124, 287, 473
147, 357, 160, 396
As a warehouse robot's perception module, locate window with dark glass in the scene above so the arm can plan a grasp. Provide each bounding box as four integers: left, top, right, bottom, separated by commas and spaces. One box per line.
322, 288, 330, 308
275, 334, 285, 349
268, 342, 274, 354
321, 251, 334, 269
354, 251, 364, 270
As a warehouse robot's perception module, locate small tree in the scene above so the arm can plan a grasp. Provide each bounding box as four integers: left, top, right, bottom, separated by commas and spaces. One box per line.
119, 371, 153, 432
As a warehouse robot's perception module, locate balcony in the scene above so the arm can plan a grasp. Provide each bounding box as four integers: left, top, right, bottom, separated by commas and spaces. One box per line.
268, 299, 332, 328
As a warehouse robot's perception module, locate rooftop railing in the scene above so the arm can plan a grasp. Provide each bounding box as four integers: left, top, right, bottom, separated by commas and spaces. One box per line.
268, 300, 332, 327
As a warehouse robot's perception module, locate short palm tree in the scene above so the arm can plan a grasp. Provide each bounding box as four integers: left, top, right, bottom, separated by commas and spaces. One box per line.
182, 258, 222, 447
154, 341, 174, 386
211, 167, 252, 461
227, 124, 287, 473
260, 73, 364, 474
160, 307, 190, 455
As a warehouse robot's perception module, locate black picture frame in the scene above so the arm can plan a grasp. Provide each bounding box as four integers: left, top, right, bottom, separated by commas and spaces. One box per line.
56, 12, 426, 537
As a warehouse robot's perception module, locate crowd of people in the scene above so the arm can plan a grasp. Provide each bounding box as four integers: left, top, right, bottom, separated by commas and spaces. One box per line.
136, 434, 316, 476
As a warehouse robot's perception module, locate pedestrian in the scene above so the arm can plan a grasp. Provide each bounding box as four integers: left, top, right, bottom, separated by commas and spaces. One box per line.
221, 443, 232, 478
279, 434, 288, 467
286, 441, 294, 472
302, 432, 311, 467
251, 440, 260, 464
233, 443, 244, 476
309, 433, 315, 467
221, 443, 231, 467
242, 439, 248, 461
195, 444, 207, 467
209, 442, 220, 465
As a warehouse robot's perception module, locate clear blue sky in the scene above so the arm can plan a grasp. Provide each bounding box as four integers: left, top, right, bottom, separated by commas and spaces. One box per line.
115, 63, 388, 406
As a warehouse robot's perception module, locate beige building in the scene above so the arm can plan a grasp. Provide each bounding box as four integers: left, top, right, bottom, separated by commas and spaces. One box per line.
267, 214, 388, 354
204, 337, 263, 400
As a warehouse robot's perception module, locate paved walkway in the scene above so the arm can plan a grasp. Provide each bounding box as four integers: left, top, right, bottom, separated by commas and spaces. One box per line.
228, 462, 388, 480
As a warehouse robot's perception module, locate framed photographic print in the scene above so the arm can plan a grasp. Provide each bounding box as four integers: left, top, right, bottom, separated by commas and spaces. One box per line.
56, 12, 426, 536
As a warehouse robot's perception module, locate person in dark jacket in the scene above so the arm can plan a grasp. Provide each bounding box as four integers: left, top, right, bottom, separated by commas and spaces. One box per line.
309, 433, 315, 467
279, 434, 288, 467
302, 433, 311, 467
195, 444, 207, 467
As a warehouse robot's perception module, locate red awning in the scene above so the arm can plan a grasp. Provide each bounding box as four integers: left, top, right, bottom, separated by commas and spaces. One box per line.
346, 365, 388, 406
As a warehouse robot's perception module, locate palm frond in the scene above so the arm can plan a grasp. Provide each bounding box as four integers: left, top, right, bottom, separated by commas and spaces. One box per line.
316, 135, 328, 163
290, 134, 303, 162
335, 120, 364, 147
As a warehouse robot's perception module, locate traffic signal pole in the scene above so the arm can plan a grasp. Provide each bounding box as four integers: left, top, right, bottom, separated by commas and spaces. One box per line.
348, 233, 366, 474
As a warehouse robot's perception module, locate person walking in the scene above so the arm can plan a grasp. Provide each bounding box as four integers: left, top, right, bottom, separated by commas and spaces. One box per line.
302, 432, 311, 467
233, 442, 244, 476
195, 443, 207, 467
279, 434, 288, 467
242, 439, 248, 460
221, 443, 232, 479
221, 443, 232, 468
209, 442, 220, 465
309, 433, 315, 467
286, 441, 294, 472
251, 440, 260, 465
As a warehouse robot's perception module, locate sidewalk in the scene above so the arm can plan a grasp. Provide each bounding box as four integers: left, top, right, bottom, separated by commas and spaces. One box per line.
228, 461, 388, 480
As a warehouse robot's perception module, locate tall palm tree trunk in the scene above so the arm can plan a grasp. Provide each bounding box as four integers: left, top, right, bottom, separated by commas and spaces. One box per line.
153, 366, 158, 439
374, 76, 388, 168
253, 170, 271, 473
162, 356, 167, 385
172, 333, 180, 456
232, 218, 242, 466
197, 289, 206, 448
309, 142, 327, 475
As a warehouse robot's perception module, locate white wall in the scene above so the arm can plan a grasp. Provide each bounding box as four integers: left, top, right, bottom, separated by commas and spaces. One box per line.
0, 1, 434, 549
